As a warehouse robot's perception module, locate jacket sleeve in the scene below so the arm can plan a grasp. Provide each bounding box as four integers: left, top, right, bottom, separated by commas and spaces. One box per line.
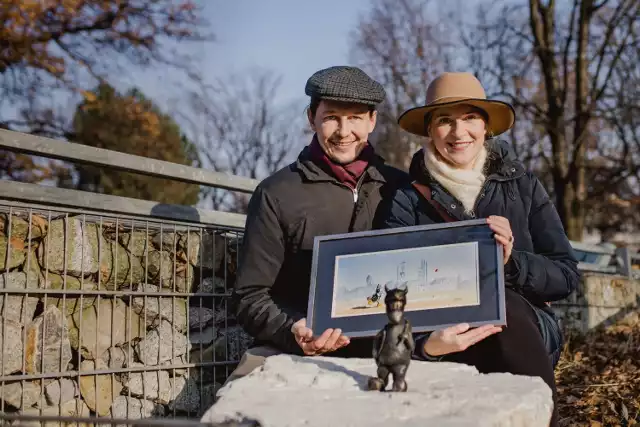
232, 185, 303, 355
505, 175, 581, 303
379, 187, 419, 229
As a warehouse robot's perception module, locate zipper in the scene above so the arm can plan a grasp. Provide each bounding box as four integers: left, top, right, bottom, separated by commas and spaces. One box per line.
339, 172, 368, 203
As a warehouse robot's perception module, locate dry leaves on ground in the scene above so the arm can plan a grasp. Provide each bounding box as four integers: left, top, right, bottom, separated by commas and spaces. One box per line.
556, 312, 640, 426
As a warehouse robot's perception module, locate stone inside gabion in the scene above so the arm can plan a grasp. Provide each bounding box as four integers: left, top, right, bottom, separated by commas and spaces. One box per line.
0, 212, 249, 421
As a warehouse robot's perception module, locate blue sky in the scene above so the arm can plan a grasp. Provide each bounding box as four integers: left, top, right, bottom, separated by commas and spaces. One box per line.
335, 242, 479, 293
122, 0, 374, 110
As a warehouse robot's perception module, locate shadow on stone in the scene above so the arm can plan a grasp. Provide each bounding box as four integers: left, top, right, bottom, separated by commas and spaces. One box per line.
150, 204, 201, 224
292, 355, 372, 391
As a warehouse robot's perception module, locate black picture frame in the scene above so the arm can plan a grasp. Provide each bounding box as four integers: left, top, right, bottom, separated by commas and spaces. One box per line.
306, 219, 506, 338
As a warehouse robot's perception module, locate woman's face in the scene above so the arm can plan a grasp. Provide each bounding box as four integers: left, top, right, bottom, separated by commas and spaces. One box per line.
428, 104, 487, 170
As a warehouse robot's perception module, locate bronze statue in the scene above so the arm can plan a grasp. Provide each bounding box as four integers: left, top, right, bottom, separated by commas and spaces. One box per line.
368, 283, 414, 392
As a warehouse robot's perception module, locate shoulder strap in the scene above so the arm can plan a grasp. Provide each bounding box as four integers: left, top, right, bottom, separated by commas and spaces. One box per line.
411, 181, 457, 223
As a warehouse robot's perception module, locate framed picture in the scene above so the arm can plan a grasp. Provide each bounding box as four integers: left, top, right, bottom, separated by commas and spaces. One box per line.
306, 219, 506, 338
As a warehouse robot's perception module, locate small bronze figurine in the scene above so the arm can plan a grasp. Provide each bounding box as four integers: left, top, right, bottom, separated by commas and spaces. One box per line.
368, 283, 415, 392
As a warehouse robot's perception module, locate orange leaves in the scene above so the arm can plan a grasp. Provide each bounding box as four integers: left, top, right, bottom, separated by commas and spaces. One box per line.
556, 312, 640, 425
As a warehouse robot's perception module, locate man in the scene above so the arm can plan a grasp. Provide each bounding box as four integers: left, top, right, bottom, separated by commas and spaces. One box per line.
227, 65, 410, 384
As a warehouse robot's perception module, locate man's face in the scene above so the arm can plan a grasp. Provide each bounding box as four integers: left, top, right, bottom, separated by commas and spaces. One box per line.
308, 100, 377, 164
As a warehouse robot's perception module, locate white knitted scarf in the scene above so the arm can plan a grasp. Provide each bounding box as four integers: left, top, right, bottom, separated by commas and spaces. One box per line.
424, 143, 488, 214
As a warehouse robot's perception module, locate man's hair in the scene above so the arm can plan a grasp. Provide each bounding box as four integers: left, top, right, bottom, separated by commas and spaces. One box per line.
307, 97, 376, 119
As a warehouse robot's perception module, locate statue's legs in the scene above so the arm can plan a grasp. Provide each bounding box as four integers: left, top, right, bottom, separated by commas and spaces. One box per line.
390, 363, 408, 392
367, 365, 390, 391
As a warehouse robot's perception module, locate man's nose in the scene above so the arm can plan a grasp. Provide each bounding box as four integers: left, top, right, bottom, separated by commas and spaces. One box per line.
337, 118, 352, 138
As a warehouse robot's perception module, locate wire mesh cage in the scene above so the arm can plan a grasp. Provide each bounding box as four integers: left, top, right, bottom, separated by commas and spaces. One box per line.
0, 203, 251, 426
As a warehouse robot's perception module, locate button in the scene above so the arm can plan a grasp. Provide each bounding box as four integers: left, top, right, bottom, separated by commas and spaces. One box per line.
450, 204, 456, 209
480, 192, 486, 198
511, 168, 516, 172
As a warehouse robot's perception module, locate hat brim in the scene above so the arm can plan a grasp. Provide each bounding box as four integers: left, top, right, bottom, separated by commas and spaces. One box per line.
397, 98, 515, 137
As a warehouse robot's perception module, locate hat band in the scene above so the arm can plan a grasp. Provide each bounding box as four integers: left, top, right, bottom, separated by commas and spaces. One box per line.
427, 95, 486, 105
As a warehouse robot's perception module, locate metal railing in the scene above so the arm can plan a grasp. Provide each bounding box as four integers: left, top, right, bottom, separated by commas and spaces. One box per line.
0, 129, 258, 426
1, 128, 638, 426
569, 240, 640, 279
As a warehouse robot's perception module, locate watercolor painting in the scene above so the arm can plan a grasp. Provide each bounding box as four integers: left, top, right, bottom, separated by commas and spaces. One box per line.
331, 241, 480, 318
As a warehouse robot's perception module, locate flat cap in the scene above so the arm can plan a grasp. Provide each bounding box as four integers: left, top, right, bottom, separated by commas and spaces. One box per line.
305, 66, 386, 106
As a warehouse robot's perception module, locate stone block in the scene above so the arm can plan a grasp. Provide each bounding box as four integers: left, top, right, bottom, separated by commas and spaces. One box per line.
202, 354, 553, 427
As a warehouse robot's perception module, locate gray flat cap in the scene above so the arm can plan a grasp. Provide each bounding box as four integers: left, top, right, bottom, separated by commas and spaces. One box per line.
305, 66, 386, 106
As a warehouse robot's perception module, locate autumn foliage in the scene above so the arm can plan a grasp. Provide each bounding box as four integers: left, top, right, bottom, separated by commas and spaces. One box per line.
71, 83, 201, 205
556, 312, 640, 425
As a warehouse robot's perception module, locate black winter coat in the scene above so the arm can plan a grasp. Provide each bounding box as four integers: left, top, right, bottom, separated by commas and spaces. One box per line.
233, 144, 411, 356
379, 140, 580, 307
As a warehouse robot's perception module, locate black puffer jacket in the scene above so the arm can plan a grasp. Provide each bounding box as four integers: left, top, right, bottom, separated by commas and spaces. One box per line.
233, 144, 411, 356
379, 139, 580, 307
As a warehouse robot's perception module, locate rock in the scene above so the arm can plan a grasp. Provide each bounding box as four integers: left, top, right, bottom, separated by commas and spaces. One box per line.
79, 358, 123, 416
24, 306, 72, 374
67, 298, 145, 360
160, 354, 189, 376
199, 276, 227, 294
0, 317, 23, 375
199, 382, 223, 417
37, 217, 99, 276
18, 398, 91, 426
214, 326, 253, 362
146, 249, 193, 292
0, 271, 40, 324
202, 354, 554, 427
104, 344, 133, 369
42, 273, 98, 316
105, 396, 165, 424
123, 362, 172, 403
189, 324, 217, 347
0, 213, 47, 240
130, 283, 188, 332
134, 319, 191, 366
118, 231, 152, 258
98, 238, 145, 289
189, 306, 215, 329
0, 235, 26, 272
0, 380, 43, 409
45, 378, 79, 406
152, 231, 223, 270
168, 375, 200, 414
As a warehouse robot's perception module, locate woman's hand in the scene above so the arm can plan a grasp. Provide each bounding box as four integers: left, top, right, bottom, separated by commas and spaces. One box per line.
423, 323, 503, 357
487, 215, 514, 264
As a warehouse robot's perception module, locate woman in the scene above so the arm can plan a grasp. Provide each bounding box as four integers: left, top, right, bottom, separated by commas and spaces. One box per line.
383, 72, 580, 426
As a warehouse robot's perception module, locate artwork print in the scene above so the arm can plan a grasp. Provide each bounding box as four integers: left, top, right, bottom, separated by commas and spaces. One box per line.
331, 241, 480, 318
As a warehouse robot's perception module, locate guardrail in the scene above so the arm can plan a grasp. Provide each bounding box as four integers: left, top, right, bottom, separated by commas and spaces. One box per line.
570, 240, 639, 280
1, 128, 638, 279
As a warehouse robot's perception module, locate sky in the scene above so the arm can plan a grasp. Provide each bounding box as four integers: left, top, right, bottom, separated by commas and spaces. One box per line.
124, 0, 375, 110
335, 241, 479, 294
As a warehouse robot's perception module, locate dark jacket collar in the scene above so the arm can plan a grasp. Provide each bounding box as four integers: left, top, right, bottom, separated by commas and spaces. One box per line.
294, 140, 388, 184
409, 138, 526, 185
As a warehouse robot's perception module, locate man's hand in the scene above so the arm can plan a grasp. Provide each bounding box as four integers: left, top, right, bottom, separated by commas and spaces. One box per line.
291, 318, 350, 356
423, 323, 502, 357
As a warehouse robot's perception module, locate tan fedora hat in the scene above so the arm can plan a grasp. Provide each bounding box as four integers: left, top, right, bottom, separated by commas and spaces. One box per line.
397, 72, 515, 137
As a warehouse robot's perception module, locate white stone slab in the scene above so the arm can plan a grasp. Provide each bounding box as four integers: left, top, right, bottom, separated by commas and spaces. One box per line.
201, 354, 553, 427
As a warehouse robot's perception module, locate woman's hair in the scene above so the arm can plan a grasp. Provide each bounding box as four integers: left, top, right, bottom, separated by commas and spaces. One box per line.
423, 105, 490, 137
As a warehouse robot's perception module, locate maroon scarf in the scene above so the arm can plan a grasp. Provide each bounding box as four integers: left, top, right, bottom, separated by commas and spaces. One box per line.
308, 136, 375, 189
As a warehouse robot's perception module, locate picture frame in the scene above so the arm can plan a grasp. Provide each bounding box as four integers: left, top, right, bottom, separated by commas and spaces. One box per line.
306, 218, 506, 338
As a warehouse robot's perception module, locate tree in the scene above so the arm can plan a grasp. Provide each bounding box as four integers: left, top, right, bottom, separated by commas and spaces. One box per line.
71, 83, 201, 205
351, 0, 640, 241
0, 0, 209, 183
177, 68, 307, 213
